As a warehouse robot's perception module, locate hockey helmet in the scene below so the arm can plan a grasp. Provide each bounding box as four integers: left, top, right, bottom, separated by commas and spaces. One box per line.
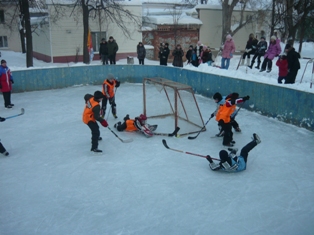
138, 114, 147, 125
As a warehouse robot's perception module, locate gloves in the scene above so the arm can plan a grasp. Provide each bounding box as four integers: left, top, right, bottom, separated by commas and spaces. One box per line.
100, 120, 108, 127
210, 113, 215, 118
0, 117, 5, 122
206, 155, 213, 163
115, 80, 120, 88
242, 96, 250, 101
123, 114, 130, 121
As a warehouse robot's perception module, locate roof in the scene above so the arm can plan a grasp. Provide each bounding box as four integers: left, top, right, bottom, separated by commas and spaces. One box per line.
144, 12, 202, 25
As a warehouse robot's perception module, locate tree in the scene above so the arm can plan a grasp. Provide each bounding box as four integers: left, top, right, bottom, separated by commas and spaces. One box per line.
69, 0, 141, 64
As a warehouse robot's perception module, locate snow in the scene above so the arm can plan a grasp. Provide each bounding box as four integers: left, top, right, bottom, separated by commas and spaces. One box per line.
0, 47, 314, 234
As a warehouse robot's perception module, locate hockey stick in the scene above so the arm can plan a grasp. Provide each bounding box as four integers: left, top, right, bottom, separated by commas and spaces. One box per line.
162, 139, 220, 161
236, 53, 244, 70
5, 108, 25, 119
188, 110, 216, 140
311, 62, 314, 89
107, 126, 133, 143
154, 126, 180, 137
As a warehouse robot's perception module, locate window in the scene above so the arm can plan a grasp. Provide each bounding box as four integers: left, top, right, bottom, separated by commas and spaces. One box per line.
0, 10, 4, 24
0, 36, 8, 48
92, 32, 106, 52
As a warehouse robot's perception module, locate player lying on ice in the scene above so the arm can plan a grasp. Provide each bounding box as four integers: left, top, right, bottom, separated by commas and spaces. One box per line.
206, 133, 261, 172
114, 114, 156, 137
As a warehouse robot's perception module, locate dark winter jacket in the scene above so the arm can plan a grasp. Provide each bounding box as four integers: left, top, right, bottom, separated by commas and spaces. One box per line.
107, 40, 119, 56
172, 48, 184, 67
186, 49, 193, 63
256, 41, 268, 55
159, 46, 170, 66
201, 49, 214, 63
99, 42, 109, 56
0, 65, 13, 92
245, 37, 258, 53
137, 44, 146, 59
194, 45, 203, 58
286, 48, 301, 72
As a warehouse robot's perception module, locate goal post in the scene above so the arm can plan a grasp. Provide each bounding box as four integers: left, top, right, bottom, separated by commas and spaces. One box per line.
143, 77, 205, 136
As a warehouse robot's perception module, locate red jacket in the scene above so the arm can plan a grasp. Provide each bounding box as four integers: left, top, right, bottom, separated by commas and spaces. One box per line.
0, 65, 13, 92
276, 58, 288, 77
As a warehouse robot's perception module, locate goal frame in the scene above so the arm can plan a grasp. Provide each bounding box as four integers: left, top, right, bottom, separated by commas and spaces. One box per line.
143, 77, 205, 136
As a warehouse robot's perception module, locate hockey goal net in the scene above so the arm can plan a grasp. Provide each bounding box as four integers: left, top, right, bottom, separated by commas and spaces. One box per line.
143, 77, 205, 136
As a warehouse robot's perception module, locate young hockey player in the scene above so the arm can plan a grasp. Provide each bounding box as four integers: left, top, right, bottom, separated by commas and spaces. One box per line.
212, 92, 249, 146
114, 114, 154, 137
0, 116, 9, 156
101, 73, 120, 119
83, 91, 109, 153
206, 133, 261, 172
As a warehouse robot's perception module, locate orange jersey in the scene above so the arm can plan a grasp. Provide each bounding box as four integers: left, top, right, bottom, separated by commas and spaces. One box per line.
125, 119, 138, 132
216, 99, 235, 123
82, 97, 99, 124
102, 79, 116, 98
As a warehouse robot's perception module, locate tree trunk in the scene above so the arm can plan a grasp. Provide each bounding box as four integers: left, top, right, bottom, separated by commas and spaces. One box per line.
221, 1, 232, 44
23, 0, 33, 67
82, 0, 89, 64
18, 0, 26, 54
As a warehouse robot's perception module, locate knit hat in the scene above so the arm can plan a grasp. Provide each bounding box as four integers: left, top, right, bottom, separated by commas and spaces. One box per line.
219, 150, 232, 165
285, 44, 291, 50
1, 59, 6, 64
107, 73, 115, 80
271, 35, 276, 40
101, 38, 105, 41
226, 34, 232, 39
260, 36, 266, 40
109, 36, 113, 39
165, 43, 169, 46
213, 92, 223, 102
94, 91, 104, 100
226, 92, 239, 100
189, 45, 193, 48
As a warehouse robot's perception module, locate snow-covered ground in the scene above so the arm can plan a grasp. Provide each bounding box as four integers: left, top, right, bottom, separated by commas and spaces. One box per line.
0, 44, 314, 234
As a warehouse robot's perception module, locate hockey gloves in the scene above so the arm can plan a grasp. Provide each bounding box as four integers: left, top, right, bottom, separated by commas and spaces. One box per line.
242, 96, 250, 101
115, 80, 120, 88
210, 113, 215, 118
101, 120, 108, 127
0, 117, 5, 122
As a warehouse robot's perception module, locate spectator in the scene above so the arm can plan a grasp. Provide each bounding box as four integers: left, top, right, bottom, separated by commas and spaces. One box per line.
194, 41, 203, 66
260, 36, 281, 73
159, 43, 170, 66
0, 59, 14, 108
241, 33, 258, 66
276, 54, 288, 84
186, 45, 194, 64
99, 38, 109, 65
107, 36, 119, 64
200, 46, 214, 65
248, 36, 267, 69
284, 44, 301, 84
172, 44, 184, 67
137, 42, 146, 65
221, 34, 236, 70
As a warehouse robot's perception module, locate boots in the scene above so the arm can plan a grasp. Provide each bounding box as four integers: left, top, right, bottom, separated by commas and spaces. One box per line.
248, 61, 254, 69
255, 62, 260, 69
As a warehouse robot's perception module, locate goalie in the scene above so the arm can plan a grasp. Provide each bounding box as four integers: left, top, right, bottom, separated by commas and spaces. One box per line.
114, 114, 154, 137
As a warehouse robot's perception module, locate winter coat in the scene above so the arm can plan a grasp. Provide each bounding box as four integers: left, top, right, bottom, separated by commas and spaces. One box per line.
159, 47, 170, 65
172, 48, 184, 67
137, 45, 146, 60
194, 45, 203, 58
99, 42, 109, 56
201, 49, 213, 63
256, 41, 268, 55
264, 39, 281, 60
0, 65, 13, 92
276, 58, 288, 77
286, 48, 301, 72
222, 40, 236, 59
107, 40, 119, 56
246, 38, 259, 54
186, 49, 193, 63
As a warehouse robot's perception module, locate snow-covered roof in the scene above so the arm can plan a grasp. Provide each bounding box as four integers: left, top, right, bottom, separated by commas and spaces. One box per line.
144, 12, 202, 25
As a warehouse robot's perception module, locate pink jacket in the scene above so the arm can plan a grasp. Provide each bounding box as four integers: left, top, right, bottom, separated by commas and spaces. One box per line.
222, 40, 236, 59
264, 39, 281, 60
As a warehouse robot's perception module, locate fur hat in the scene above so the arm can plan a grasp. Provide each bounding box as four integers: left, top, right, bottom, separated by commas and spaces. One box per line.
94, 91, 104, 100
226, 34, 232, 39
213, 92, 223, 102
271, 35, 276, 40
